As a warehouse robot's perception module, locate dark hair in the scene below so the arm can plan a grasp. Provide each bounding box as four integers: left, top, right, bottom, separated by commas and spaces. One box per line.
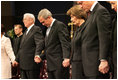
1, 24, 6, 34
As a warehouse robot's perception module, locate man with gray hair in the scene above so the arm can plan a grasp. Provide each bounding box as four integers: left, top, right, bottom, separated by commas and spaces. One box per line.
34, 9, 71, 79
13, 13, 44, 79
76, 1, 111, 78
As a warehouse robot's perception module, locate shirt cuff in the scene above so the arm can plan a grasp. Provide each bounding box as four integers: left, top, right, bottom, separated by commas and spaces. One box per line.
100, 59, 107, 62
35, 55, 40, 58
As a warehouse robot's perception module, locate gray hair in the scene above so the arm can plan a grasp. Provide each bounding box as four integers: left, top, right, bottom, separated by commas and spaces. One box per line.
38, 8, 52, 19
23, 13, 35, 22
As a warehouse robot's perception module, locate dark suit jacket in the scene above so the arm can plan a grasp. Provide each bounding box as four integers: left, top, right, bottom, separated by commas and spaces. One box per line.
81, 3, 112, 76
16, 25, 44, 70
40, 20, 71, 71
71, 23, 85, 61
111, 15, 117, 77
12, 35, 23, 56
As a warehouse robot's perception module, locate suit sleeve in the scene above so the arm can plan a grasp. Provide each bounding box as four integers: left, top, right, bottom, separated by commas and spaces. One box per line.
34, 27, 45, 56
5, 38, 15, 63
58, 22, 71, 59
97, 8, 112, 60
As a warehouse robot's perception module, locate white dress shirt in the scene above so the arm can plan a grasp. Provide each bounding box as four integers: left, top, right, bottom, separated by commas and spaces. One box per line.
26, 24, 34, 35
90, 1, 98, 12
46, 19, 55, 36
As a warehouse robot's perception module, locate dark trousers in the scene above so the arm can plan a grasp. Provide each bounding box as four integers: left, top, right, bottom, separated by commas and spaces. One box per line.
48, 67, 69, 79
113, 64, 117, 79
20, 69, 40, 79
12, 66, 20, 79
85, 73, 110, 79
72, 61, 84, 79
72, 61, 110, 79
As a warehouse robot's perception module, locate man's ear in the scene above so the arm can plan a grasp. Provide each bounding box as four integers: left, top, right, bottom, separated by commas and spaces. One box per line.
47, 16, 51, 19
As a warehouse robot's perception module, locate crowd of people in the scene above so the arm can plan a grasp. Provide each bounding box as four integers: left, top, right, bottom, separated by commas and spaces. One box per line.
1, 1, 117, 79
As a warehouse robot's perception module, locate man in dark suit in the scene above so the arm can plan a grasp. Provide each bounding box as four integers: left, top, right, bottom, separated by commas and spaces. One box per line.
13, 24, 23, 56
35, 9, 71, 79
12, 24, 23, 78
109, 1, 117, 79
13, 13, 44, 79
77, 1, 112, 78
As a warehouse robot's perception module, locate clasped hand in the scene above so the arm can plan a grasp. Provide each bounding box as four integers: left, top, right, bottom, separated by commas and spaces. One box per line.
12, 61, 18, 67
34, 56, 42, 63
62, 59, 70, 67
99, 60, 109, 74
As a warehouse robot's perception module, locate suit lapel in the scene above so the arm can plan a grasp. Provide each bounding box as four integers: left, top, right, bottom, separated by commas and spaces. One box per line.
81, 3, 99, 33
20, 29, 27, 47
20, 26, 34, 47
73, 27, 79, 39
81, 13, 93, 33
45, 20, 56, 46
47, 20, 57, 39
71, 26, 82, 60
25, 26, 34, 42
73, 23, 84, 42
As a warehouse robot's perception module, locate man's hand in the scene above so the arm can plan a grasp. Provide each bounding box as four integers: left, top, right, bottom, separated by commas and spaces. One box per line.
62, 59, 70, 67
99, 60, 109, 74
34, 56, 42, 64
12, 61, 18, 67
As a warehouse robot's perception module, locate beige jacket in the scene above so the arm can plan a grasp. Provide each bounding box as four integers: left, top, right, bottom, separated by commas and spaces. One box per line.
1, 35, 15, 79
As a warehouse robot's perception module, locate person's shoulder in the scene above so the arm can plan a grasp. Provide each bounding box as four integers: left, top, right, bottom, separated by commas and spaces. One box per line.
3, 35, 11, 42
33, 25, 41, 30
97, 3, 109, 12
55, 20, 64, 25
54, 20, 66, 29
94, 3, 110, 17
3, 35, 9, 39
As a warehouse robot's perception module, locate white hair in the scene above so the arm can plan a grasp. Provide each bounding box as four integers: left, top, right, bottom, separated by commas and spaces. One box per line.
23, 13, 35, 22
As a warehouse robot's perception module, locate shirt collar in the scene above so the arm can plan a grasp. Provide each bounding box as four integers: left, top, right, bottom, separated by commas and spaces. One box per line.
1, 35, 5, 41
27, 24, 34, 31
50, 18, 56, 28
90, 1, 98, 12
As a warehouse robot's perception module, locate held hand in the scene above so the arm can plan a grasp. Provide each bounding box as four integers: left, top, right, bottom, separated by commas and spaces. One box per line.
12, 61, 18, 67
34, 56, 42, 63
62, 59, 70, 67
99, 60, 109, 74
